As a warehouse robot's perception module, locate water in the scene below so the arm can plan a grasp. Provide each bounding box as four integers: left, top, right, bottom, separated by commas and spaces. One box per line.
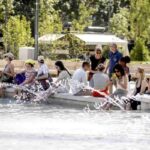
0, 99, 150, 150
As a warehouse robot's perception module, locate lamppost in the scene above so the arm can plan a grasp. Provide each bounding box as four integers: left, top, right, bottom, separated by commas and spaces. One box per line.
4, 0, 8, 53
35, 0, 39, 59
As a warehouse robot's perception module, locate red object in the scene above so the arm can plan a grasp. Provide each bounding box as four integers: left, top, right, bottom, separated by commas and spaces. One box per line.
92, 88, 109, 97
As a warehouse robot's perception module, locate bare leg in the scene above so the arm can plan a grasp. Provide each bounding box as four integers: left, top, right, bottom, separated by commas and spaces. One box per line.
0, 87, 4, 97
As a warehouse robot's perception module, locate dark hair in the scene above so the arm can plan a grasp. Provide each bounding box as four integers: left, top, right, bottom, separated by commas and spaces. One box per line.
28, 63, 34, 68
82, 61, 90, 68
113, 64, 125, 77
120, 56, 131, 64
55, 61, 71, 76
97, 63, 105, 71
9, 57, 13, 61
5, 56, 12, 61
95, 48, 102, 53
38, 60, 44, 64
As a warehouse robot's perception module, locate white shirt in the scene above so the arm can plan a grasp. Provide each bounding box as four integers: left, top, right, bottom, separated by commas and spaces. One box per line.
57, 70, 71, 82
116, 75, 128, 91
37, 64, 49, 76
72, 68, 87, 85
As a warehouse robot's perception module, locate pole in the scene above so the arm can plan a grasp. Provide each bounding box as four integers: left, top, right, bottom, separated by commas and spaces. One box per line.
35, 0, 39, 60
5, 0, 8, 53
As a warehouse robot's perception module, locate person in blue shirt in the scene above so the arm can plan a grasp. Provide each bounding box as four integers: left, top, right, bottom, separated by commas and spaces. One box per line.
106, 43, 123, 77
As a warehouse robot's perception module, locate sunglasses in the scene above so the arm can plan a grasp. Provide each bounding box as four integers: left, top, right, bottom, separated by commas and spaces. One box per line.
96, 52, 101, 54
115, 70, 120, 73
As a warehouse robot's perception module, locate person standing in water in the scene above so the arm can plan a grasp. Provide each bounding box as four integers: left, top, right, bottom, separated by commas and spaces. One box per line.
105, 43, 122, 94
106, 43, 122, 78
89, 46, 106, 87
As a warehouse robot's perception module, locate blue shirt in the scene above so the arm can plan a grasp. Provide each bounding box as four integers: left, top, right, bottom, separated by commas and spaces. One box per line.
109, 50, 122, 74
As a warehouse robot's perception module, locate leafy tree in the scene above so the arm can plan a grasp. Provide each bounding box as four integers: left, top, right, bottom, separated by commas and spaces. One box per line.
130, 38, 149, 61
72, 2, 95, 31
39, 0, 62, 36
92, 0, 130, 26
2, 16, 34, 57
55, 0, 96, 31
0, 0, 14, 22
130, 0, 150, 42
109, 8, 130, 38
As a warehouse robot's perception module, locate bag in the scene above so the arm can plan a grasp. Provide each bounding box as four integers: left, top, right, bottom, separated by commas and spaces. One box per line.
0, 74, 13, 83
14, 73, 26, 85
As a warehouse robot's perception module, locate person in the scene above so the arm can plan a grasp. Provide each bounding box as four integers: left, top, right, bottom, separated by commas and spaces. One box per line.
72, 62, 91, 95
140, 78, 150, 95
17, 59, 36, 86
106, 43, 122, 77
119, 56, 131, 81
111, 64, 128, 98
88, 46, 106, 86
91, 64, 109, 97
36, 56, 52, 90
55, 61, 71, 93
133, 67, 145, 95
0, 52, 15, 83
130, 67, 148, 110
14, 59, 36, 97
72, 61, 90, 85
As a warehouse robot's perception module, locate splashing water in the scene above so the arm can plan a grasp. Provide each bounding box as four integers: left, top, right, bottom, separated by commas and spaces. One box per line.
0, 80, 133, 110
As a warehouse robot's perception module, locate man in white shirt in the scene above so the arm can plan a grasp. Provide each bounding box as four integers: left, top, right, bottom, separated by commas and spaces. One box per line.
72, 62, 90, 85
71, 62, 91, 95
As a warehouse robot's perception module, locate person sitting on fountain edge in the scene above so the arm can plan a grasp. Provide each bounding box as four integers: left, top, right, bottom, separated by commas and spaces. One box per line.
91, 64, 109, 97
35, 56, 52, 90
54, 61, 71, 93
0, 53, 15, 83
72, 61, 91, 96
72, 61, 90, 86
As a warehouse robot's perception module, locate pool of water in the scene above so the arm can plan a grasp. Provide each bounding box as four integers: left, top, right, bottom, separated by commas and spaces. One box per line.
0, 99, 150, 150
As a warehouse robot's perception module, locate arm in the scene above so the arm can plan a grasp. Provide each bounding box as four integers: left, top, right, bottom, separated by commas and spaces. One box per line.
36, 73, 48, 80
105, 60, 110, 73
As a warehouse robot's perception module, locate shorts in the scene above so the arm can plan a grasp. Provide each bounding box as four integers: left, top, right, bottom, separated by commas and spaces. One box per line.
92, 88, 109, 97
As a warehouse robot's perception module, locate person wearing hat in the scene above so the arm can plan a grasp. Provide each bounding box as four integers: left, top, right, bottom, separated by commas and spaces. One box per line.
36, 56, 51, 90
91, 63, 109, 97
0, 52, 15, 83
19, 59, 36, 86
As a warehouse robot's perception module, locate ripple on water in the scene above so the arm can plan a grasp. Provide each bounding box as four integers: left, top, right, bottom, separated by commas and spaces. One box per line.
0, 98, 150, 150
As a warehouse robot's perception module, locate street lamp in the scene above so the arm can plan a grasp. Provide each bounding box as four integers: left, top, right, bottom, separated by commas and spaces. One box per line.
35, 0, 39, 59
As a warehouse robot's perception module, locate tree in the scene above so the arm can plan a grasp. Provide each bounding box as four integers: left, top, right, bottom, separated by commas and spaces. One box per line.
55, 0, 96, 31
92, 0, 130, 26
109, 8, 130, 38
130, 0, 150, 42
130, 38, 149, 61
39, 0, 62, 36
72, 2, 95, 31
2, 16, 33, 57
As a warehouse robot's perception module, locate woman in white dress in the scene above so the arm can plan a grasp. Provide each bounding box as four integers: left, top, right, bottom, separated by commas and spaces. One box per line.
55, 61, 71, 93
